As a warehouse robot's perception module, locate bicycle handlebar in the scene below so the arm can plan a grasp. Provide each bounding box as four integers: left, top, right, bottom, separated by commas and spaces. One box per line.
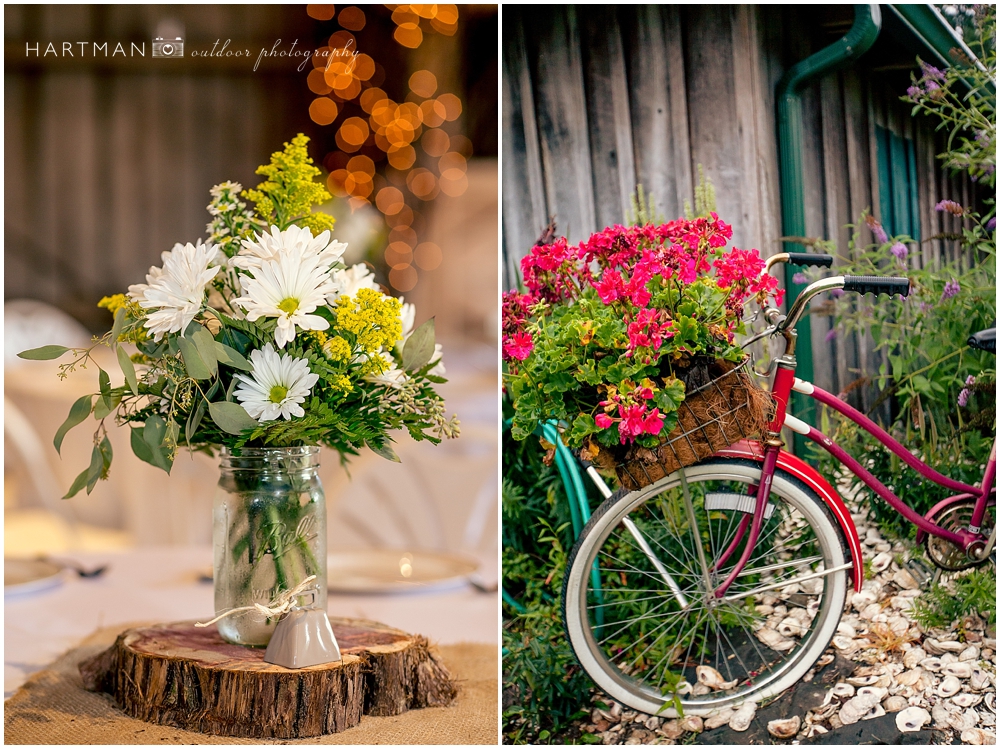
842, 275, 911, 298
786, 253, 834, 268
778, 275, 910, 334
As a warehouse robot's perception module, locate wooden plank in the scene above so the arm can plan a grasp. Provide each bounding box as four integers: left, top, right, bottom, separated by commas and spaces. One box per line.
685, 7, 747, 239
579, 6, 636, 229
501, 8, 548, 287
820, 73, 852, 395
731, 5, 782, 259
527, 5, 595, 244
621, 5, 691, 220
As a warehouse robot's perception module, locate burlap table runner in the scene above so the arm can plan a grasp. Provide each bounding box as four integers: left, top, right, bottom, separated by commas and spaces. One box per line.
4, 624, 497, 744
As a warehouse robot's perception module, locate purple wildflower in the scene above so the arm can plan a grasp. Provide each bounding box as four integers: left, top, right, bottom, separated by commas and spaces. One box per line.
890, 242, 908, 262
919, 302, 933, 314
873, 225, 888, 244
966, 375, 976, 387
987, 217, 996, 232
792, 272, 808, 285
825, 328, 837, 343
926, 80, 940, 92
958, 388, 970, 407
907, 84, 922, 98
940, 279, 961, 301
936, 199, 964, 216
920, 62, 945, 81
830, 288, 845, 298
976, 130, 992, 147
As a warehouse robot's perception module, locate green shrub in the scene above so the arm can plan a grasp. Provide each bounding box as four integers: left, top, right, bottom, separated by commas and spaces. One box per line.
910, 567, 997, 629
502, 415, 595, 743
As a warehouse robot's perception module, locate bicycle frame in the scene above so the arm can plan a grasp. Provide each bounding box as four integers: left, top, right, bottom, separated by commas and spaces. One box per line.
713, 356, 996, 599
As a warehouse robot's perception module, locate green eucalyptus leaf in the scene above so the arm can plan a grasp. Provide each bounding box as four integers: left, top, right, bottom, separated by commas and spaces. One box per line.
93, 391, 122, 420
111, 307, 126, 343
186, 395, 208, 445
117, 346, 139, 396
209, 401, 258, 435
99, 435, 113, 471
54, 395, 94, 455
367, 440, 401, 462
143, 415, 170, 473
17, 345, 69, 361
130, 427, 157, 467
213, 341, 252, 371
63, 467, 90, 499
191, 326, 219, 377
402, 318, 435, 371
177, 336, 213, 380
98, 368, 111, 397
85, 443, 104, 494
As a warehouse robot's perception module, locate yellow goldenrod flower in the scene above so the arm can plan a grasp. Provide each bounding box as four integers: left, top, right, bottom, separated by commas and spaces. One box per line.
323, 336, 352, 362
335, 288, 402, 356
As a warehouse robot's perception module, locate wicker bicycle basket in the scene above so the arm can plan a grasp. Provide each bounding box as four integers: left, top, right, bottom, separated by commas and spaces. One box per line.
589, 357, 774, 491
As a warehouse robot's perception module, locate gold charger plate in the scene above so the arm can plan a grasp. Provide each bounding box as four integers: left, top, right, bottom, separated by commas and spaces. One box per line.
5, 558, 67, 597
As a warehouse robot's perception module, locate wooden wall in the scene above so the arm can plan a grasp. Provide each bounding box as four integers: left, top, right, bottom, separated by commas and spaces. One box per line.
502, 5, 981, 410
4, 5, 317, 331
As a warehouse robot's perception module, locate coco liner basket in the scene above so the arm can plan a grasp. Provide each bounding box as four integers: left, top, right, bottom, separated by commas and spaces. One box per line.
590, 357, 773, 491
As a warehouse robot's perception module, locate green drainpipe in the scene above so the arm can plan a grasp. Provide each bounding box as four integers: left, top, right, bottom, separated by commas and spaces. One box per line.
776, 4, 881, 456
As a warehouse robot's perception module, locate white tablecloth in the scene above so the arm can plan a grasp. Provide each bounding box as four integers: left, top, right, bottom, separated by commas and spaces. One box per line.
4, 547, 498, 699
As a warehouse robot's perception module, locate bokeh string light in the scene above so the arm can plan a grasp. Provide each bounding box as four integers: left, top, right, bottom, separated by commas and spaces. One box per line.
304, 4, 465, 292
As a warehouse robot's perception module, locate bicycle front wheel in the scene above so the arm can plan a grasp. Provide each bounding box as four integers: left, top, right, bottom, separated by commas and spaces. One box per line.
563, 458, 850, 716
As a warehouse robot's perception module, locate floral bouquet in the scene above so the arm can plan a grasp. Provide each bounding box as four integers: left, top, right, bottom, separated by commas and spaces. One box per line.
503, 213, 777, 489
19, 134, 459, 642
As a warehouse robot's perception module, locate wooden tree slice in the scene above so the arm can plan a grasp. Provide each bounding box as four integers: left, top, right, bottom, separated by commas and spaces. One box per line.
78, 617, 458, 739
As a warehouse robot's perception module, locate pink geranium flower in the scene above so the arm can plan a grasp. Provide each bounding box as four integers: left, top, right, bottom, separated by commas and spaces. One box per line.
502, 331, 534, 362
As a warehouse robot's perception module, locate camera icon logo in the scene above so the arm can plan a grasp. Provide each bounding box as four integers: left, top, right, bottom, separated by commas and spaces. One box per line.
152, 37, 184, 58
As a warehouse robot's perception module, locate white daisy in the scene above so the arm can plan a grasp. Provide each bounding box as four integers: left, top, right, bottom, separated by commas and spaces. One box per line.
232, 224, 346, 271
232, 251, 339, 348
334, 263, 380, 299
127, 241, 224, 340
428, 344, 446, 377
399, 300, 416, 341
234, 344, 319, 421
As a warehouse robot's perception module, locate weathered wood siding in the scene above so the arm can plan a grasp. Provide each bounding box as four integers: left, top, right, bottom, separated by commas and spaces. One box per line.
502, 5, 981, 409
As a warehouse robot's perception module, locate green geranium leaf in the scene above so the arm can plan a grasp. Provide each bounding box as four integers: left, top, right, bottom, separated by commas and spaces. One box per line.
17, 345, 69, 360
209, 401, 258, 435
402, 318, 435, 371
568, 413, 598, 445
54, 395, 94, 455
177, 335, 213, 380
213, 341, 252, 371
117, 346, 139, 396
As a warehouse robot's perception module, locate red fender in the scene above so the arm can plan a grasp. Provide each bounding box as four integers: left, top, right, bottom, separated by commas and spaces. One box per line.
714, 440, 863, 591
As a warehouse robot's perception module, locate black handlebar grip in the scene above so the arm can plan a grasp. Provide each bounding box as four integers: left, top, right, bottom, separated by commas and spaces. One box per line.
842, 275, 911, 297
786, 253, 834, 268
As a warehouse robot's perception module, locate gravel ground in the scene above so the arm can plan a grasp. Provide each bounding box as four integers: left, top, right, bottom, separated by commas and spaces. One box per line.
573, 506, 996, 745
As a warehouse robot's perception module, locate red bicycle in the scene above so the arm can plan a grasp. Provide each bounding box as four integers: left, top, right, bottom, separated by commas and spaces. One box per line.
561, 254, 995, 715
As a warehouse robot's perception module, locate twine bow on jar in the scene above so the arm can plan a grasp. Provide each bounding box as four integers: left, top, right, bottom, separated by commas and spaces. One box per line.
195, 575, 318, 628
